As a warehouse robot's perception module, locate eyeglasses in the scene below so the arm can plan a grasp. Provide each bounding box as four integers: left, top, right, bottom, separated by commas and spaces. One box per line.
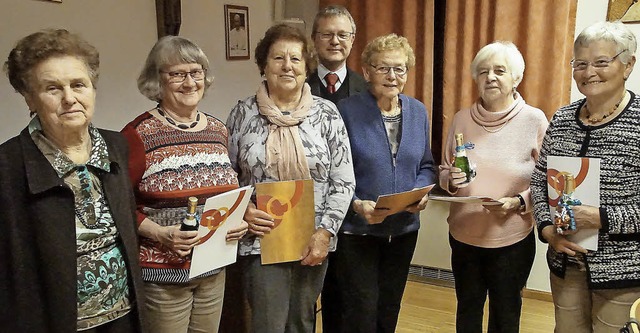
316, 32, 354, 41
570, 49, 627, 70
620, 319, 640, 333
160, 69, 207, 83
369, 64, 408, 76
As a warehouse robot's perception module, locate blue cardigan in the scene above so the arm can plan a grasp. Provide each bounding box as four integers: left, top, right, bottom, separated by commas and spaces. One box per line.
337, 91, 436, 237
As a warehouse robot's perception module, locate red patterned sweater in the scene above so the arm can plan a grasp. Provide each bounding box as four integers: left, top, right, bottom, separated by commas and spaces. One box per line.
121, 111, 238, 283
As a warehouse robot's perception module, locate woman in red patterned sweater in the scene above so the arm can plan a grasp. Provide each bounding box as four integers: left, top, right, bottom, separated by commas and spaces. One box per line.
121, 36, 248, 333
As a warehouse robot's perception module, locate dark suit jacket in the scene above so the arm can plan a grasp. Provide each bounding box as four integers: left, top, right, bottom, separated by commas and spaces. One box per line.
308, 67, 368, 99
0, 127, 147, 333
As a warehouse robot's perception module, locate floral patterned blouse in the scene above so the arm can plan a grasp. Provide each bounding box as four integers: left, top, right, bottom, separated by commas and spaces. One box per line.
29, 117, 131, 330
226, 94, 356, 256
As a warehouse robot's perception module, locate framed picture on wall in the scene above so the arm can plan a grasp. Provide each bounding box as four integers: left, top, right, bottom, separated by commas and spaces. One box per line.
224, 4, 250, 60
607, 0, 640, 23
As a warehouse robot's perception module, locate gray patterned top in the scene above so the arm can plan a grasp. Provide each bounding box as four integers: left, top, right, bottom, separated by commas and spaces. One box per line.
531, 91, 640, 289
226, 94, 356, 255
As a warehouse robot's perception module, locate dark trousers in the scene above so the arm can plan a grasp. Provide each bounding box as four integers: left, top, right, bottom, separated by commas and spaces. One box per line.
82, 312, 138, 333
320, 251, 341, 333
334, 231, 418, 333
219, 260, 251, 333
449, 230, 535, 333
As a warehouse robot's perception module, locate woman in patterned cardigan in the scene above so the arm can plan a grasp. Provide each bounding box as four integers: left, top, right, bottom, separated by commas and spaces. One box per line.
531, 21, 640, 332
122, 36, 248, 333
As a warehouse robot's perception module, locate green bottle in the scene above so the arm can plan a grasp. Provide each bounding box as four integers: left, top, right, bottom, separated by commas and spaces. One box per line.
454, 133, 472, 183
180, 196, 200, 231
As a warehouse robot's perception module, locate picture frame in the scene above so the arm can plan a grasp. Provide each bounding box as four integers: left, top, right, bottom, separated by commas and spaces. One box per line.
607, 0, 640, 23
224, 4, 250, 60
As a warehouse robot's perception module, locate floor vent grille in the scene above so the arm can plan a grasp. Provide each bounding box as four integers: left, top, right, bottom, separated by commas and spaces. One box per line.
408, 265, 455, 287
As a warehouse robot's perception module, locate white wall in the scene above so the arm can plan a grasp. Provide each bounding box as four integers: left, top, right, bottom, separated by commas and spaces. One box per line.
0, 0, 273, 142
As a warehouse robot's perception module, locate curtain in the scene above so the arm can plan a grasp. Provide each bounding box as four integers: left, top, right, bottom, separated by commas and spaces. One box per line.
156, 0, 181, 38
440, 0, 577, 161
319, 0, 435, 122
320, 0, 576, 164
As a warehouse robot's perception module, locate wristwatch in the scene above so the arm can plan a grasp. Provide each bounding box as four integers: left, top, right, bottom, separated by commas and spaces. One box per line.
516, 194, 526, 211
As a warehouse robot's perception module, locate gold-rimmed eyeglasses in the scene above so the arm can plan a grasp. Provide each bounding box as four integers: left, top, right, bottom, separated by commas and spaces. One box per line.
160, 69, 207, 83
369, 64, 408, 76
570, 49, 627, 71
316, 31, 354, 41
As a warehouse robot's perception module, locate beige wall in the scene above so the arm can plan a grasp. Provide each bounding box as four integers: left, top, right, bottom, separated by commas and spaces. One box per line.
0, 0, 273, 141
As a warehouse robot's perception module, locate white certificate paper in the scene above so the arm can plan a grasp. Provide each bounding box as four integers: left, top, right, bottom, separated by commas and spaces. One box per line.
547, 156, 600, 251
189, 185, 253, 279
428, 194, 502, 205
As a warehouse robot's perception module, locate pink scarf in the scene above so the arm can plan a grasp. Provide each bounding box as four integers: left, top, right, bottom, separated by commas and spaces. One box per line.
256, 81, 313, 180
470, 92, 525, 129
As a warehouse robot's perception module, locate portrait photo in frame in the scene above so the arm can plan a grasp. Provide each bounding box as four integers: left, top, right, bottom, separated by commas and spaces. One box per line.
607, 0, 640, 23
224, 4, 250, 60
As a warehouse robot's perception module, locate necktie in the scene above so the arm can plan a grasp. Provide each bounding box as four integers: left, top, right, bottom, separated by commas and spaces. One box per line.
325, 73, 339, 94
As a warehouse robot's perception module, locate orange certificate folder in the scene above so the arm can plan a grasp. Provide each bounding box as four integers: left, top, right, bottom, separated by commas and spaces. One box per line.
256, 179, 315, 265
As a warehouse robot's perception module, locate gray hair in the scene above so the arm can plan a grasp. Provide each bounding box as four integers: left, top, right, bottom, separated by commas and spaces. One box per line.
312, 5, 356, 35
137, 35, 214, 102
470, 41, 525, 87
574, 21, 637, 64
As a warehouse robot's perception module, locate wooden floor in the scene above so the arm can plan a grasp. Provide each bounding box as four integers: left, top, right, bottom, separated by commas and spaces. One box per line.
316, 280, 555, 333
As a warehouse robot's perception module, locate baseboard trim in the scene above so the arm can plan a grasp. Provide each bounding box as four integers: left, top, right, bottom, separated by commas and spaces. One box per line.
408, 264, 553, 302
522, 288, 553, 302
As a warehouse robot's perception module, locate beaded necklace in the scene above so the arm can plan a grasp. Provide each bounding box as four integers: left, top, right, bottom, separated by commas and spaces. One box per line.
157, 105, 200, 129
583, 91, 626, 124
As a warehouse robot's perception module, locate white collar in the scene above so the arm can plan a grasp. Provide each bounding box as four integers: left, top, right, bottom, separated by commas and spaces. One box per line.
317, 63, 347, 84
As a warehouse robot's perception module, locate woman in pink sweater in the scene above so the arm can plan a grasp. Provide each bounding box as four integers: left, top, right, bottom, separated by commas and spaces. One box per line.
439, 41, 548, 333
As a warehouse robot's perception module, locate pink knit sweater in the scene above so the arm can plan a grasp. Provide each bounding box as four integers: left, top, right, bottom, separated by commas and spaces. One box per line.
439, 94, 548, 248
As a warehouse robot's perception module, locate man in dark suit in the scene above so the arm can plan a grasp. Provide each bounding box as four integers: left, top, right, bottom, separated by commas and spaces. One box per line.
309, 5, 367, 333
309, 5, 367, 107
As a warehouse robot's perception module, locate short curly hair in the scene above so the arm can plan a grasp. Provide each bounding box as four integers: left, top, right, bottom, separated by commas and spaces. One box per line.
137, 35, 214, 102
361, 33, 416, 70
254, 24, 315, 76
4, 29, 99, 95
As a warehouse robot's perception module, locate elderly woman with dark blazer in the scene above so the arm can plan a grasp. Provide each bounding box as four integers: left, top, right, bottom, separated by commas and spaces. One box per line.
335, 33, 436, 333
0, 29, 146, 333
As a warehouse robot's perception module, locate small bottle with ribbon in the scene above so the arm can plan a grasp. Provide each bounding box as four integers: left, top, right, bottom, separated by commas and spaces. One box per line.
554, 173, 582, 234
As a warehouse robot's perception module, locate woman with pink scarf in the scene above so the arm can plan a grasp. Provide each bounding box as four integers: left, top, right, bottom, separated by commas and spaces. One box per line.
226, 24, 355, 333
439, 41, 548, 333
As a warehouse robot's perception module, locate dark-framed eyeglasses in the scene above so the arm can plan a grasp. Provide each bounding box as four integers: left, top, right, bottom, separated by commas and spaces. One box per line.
570, 49, 627, 71
160, 69, 207, 83
369, 64, 408, 76
316, 31, 354, 41
620, 318, 640, 333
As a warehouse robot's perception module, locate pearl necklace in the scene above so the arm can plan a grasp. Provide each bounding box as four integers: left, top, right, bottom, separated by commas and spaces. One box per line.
481, 120, 510, 133
583, 91, 626, 124
157, 105, 200, 129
